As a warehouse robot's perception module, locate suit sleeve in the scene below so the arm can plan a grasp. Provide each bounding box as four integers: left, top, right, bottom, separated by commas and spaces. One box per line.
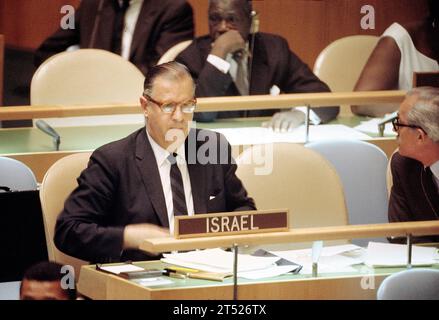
54, 149, 125, 263
34, 3, 82, 67
277, 37, 339, 123
388, 154, 411, 223
153, 0, 194, 58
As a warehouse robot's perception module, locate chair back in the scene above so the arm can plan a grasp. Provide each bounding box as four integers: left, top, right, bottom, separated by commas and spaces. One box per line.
313, 35, 378, 116
31, 49, 145, 127
236, 143, 348, 250
39, 152, 92, 277
0, 157, 38, 191
377, 268, 439, 300
157, 40, 192, 64
306, 139, 388, 247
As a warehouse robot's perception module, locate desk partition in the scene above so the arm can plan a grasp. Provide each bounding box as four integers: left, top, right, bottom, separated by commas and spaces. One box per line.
0, 92, 402, 181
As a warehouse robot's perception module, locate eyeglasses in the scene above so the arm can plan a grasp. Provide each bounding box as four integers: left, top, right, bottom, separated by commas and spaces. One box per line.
391, 116, 423, 132
143, 94, 196, 114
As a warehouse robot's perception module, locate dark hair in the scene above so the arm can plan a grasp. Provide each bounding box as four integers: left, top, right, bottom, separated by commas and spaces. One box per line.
21, 261, 77, 300
143, 61, 195, 96
209, 0, 253, 17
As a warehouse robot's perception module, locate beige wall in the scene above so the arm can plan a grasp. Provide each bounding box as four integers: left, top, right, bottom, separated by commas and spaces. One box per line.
0, 0, 429, 66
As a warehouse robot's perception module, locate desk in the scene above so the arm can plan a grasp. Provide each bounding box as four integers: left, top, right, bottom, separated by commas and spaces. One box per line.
77, 261, 439, 300
0, 116, 397, 182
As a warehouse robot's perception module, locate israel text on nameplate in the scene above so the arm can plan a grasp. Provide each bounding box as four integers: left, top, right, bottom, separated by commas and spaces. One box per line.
174, 209, 289, 239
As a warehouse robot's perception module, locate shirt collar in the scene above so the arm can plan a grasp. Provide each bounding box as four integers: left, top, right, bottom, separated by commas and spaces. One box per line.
430, 160, 439, 181
146, 129, 186, 168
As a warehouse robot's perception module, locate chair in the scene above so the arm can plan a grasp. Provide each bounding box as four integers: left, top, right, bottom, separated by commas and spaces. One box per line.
0, 156, 38, 191
236, 143, 348, 250
313, 35, 379, 116
386, 148, 398, 199
31, 49, 145, 128
157, 40, 192, 64
39, 152, 92, 277
377, 268, 439, 300
306, 140, 388, 247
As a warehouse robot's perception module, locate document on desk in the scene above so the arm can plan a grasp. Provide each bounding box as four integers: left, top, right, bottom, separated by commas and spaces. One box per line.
162, 248, 280, 273
354, 117, 397, 136
270, 244, 365, 274
97, 264, 144, 275
365, 242, 439, 267
212, 125, 371, 146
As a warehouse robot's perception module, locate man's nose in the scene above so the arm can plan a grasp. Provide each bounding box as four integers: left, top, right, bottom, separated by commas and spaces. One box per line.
217, 19, 230, 32
172, 106, 184, 121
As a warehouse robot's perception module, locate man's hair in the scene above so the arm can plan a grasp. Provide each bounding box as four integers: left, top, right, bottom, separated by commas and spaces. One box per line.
143, 61, 195, 97
407, 87, 439, 142
208, 0, 253, 17
21, 261, 76, 300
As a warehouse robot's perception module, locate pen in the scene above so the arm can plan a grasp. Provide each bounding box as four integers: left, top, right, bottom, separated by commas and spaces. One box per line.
164, 266, 199, 274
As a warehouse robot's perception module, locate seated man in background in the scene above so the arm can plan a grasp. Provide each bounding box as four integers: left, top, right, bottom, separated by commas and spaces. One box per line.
34, 0, 194, 75
20, 261, 76, 300
353, 0, 438, 117
388, 86, 439, 243
176, 0, 339, 131
55, 62, 255, 263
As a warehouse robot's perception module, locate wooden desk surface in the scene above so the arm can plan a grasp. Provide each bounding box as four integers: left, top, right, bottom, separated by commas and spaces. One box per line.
78, 261, 438, 300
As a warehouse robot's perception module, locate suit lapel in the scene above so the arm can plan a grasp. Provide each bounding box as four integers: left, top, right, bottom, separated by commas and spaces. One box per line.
249, 33, 270, 95
130, 0, 156, 59
92, 1, 116, 50
423, 167, 439, 215
185, 129, 207, 214
135, 129, 169, 227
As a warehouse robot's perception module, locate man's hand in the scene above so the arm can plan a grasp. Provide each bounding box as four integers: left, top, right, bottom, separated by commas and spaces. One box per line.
211, 30, 246, 59
123, 223, 169, 250
263, 109, 306, 132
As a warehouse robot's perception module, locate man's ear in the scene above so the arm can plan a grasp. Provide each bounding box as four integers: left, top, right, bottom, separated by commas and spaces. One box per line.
417, 128, 427, 142
140, 96, 148, 115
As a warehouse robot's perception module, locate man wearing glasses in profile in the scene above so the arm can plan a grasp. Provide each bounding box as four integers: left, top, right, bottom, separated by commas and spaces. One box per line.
54, 62, 255, 263
388, 87, 439, 243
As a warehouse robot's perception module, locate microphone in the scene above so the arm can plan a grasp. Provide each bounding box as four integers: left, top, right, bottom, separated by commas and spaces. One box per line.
36, 120, 61, 151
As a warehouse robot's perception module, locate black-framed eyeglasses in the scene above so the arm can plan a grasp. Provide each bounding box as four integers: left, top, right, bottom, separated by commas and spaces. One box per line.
391, 116, 424, 132
143, 94, 196, 114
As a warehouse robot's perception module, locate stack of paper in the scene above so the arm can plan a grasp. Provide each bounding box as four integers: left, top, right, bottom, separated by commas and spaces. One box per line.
270, 244, 365, 274
364, 242, 439, 267
212, 125, 371, 146
162, 248, 279, 273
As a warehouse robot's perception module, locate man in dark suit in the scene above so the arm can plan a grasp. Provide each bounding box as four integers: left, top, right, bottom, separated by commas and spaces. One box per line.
34, 0, 194, 75
388, 86, 439, 243
176, 0, 339, 130
54, 62, 256, 263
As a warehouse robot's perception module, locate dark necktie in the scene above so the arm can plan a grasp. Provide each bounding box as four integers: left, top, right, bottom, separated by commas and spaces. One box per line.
168, 153, 188, 216
112, 0, 130, 55
233, 54, 249, 96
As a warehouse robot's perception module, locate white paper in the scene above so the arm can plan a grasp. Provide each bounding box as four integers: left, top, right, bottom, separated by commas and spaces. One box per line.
365, 242, 439, 267
98, 264, 144, 275
354, 118, 397, 136
270, 244, 365, 274
238, 265, 299, 280
162, 248, 279, 273
212, 125, 371, 146
132, 277, 173, 287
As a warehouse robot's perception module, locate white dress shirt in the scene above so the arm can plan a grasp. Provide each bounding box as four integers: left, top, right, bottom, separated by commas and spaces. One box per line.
207, 52, 322, 124
121, 0, 143, 60
429, 160, 439, 194
146, 129, 195, 235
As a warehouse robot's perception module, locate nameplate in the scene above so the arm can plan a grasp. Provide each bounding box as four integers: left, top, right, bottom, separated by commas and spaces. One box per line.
174, 209, 289, 239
